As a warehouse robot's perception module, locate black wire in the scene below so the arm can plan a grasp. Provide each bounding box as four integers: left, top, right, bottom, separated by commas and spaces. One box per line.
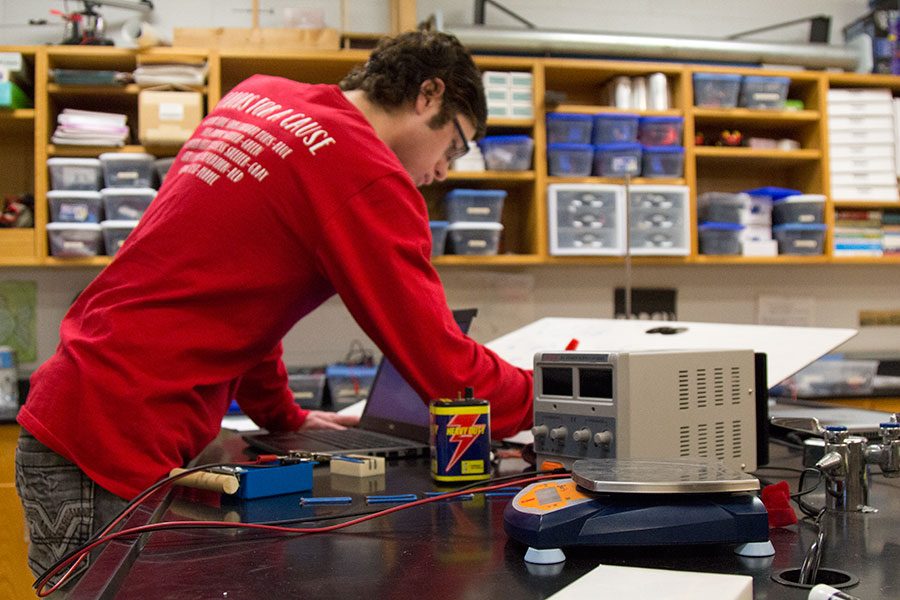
794, 468, 825, 518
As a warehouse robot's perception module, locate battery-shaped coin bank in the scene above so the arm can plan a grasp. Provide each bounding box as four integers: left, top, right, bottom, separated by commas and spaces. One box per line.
430, 390, 491, 483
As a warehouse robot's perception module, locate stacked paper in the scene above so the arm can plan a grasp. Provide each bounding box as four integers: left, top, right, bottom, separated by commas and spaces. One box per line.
833, 209, 883, 257
51, 109, 129, 146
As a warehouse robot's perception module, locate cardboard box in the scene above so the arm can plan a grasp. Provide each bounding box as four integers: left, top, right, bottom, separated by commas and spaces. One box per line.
138, 88, 203, 145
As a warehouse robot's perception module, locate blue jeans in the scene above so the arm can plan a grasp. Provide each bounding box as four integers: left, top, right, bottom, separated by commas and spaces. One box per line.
14, 429, 129, 588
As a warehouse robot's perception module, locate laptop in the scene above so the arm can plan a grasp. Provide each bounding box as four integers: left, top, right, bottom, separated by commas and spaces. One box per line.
244, 309, 477, 458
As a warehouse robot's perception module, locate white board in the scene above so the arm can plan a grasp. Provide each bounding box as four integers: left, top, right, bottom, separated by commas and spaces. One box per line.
486, 317, 857, 389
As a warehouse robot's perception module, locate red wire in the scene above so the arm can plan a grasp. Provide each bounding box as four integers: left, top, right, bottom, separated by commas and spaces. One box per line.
36, 472, 567, 596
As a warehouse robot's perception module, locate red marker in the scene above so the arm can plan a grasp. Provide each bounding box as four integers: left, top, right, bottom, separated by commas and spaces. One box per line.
565, 338, 579, 351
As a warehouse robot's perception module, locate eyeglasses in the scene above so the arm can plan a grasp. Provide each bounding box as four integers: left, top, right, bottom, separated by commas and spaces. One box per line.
445, 116, 469, 163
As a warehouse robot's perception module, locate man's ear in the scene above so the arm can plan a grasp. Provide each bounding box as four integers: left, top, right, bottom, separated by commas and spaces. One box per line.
416, 78, 446, 113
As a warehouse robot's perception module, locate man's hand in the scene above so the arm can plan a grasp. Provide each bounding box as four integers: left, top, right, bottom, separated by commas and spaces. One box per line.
299, 410, 360, 431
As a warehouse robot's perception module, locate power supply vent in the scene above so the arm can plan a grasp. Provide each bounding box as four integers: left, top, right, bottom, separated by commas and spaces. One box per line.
731, 366, 742, 405
677, 370, 690, 410
678, 421, 743, 461
696, 368, 708, 409
713, 368, 725, 406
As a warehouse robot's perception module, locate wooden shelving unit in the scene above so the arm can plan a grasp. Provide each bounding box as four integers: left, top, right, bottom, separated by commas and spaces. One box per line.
1, 46, 898, 268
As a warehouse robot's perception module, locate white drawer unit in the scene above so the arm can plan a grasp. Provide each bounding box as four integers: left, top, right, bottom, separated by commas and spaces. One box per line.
627, 185, 691, 256
548, 184, 626, 256
828, 87, 899, 201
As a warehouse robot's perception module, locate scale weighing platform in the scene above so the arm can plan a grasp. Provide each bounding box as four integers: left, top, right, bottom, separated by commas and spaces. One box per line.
503, 459, 774, 564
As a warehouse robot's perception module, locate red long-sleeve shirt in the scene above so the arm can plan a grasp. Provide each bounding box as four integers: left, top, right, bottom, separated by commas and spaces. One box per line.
19, 76, 533, 500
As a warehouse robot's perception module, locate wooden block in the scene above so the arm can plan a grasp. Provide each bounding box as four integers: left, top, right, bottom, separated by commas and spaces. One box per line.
330, 454, 385, 477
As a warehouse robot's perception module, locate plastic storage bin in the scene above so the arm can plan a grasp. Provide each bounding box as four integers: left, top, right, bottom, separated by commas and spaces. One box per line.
698, 222, 744, 255
429, 220, 449, 257
154, 157, 176, 184
638, 116, 683, 146
546, 113, 594, 144
99, 152, 156, 188
773, 223, 826, 255
739, 75, 790, 110
446, 222, 503, 255
444, 189, 506, 222
628, 185, 690, 256
692, 73, 742, 108
46, 222, 103, 257
325, 364, 378, 408
697, 192, 751, 224
47, 158, 102, 191
592, 113, 640, 144
479, 136, 534, 171
641, 146, 684, 178
101, 188, 155, 221
47, 190, 102, 223
593, 143, 641, 177
100, 220, 138, 256
785, 358, 880, 398
547, 183, 626, 256
772, 194, 825, 225
287, 370, 327, 409
547, 143, 594, 176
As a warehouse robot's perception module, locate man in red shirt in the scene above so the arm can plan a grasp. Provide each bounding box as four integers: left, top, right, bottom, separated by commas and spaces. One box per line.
15, 30, 533, 583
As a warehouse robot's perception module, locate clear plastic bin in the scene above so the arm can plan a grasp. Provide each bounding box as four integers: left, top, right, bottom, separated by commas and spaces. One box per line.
548, 183, 625, 256
546, 113, 594, 144
772, 194, 825, 225
47, 158, 102, 191
739, 75, 790, 110
154, 157, 176, 184
692, 73, 742, 108
638, 116, 683, 146
592, 113, 640, 144
786, 358, 880, 398
326, 364, 378, 409
446, 222, 503, 255
46, 222, 103, 257
773, 223, 826, 255
698, 222, 744, 255
697, 192, 751, 224
100, 220, 138, 256
99, 152, 156, 188
47, 190, 102, 223
593, 143, 641, 176
429, 220, 449, 257
287, 370, 327, 409
444, 189, 506, 222
101, 188, 156, 221
640, 146, 684, 178
479, 136, 534, 171
547, 143, 594, 176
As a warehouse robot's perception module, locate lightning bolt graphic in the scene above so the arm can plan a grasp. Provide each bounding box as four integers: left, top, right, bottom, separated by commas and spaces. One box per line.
444, 413, 482, 472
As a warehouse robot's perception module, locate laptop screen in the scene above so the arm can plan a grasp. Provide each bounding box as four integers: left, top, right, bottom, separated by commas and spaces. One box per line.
360, 309, 476, 442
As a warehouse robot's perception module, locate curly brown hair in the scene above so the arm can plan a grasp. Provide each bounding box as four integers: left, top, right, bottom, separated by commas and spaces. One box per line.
340, 30, 487, 139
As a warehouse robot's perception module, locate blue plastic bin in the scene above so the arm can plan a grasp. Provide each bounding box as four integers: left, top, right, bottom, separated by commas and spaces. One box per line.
479, 135, 534, 171
772, 223, 826, 255
698, 222, 744, 255
548, 143, 594, 176
430, 221, 449, 257
593, 143, 642, 177
546, 113, 594, 144
693, 73, 742, 108
638, 116, 683, 146
592, 113, 640, 144
739, 75, 790, 110
641, 146, 684, 178
444, 189, 506, 222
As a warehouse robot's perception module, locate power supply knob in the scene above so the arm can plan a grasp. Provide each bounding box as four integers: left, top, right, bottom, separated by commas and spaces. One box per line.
531, 425, 549, 437
593, 431, 613, 445
549, 426, 568, 441
572, 428, 592, 443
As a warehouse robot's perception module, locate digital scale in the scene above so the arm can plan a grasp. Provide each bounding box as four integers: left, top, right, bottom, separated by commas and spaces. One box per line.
503, 458, 774, 564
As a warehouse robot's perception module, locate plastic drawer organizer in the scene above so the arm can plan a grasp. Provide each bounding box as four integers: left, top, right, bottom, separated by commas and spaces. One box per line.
548, 184, 690, 256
